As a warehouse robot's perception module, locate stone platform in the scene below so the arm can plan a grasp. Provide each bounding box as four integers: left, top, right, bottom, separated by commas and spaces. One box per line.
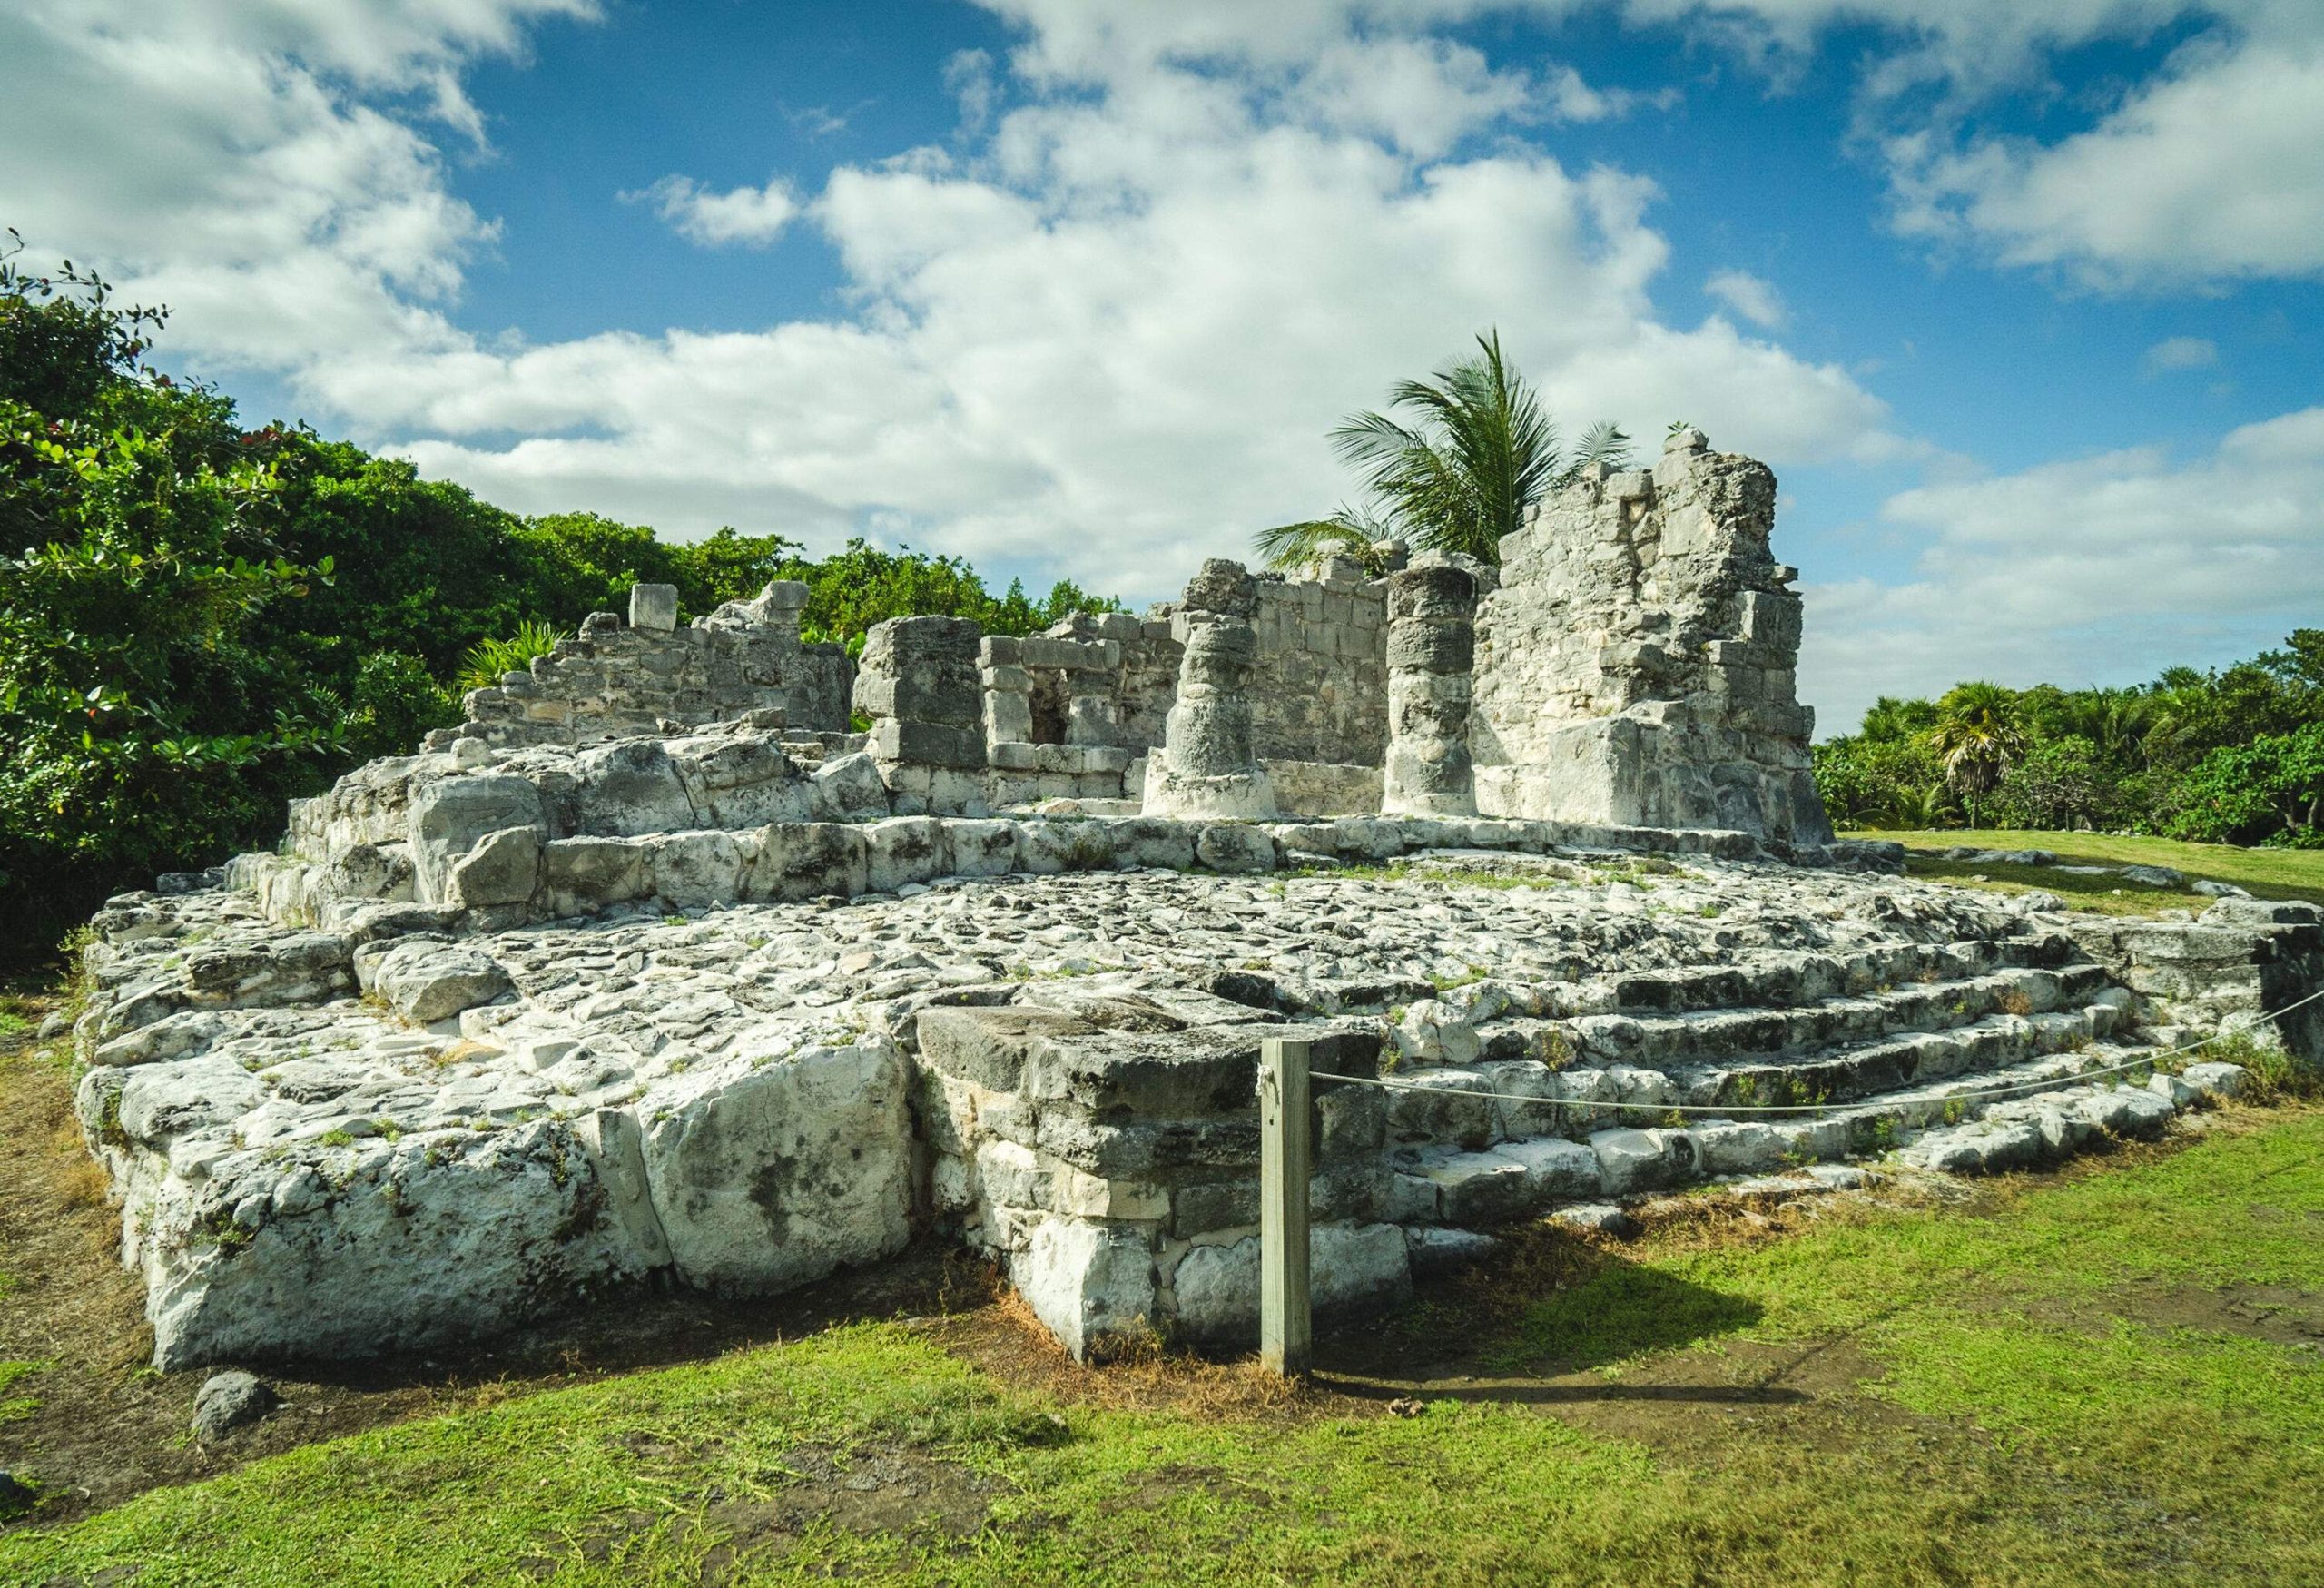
73, 827, 2318, 1369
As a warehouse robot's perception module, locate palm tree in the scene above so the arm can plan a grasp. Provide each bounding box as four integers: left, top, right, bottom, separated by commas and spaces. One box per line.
1256, 331, 1632, 571
1929, 682, 2025, 829
1250, 504, 1396, 578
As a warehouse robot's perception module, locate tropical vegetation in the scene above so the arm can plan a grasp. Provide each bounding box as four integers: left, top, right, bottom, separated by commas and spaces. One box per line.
1816, 636, 2324, 846
1256, 331, 1636, 574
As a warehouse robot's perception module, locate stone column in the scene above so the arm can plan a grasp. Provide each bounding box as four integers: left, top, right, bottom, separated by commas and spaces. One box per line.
1382, 562, 1477, 816
853, 616, 988, 815
1143, 559, 1276, 820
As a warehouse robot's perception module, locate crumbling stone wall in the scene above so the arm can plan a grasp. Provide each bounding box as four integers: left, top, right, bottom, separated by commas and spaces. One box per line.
1470, 429, 1833, 846
446, 582, 853, 751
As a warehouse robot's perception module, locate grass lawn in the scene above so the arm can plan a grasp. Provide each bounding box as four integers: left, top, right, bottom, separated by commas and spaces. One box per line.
5, 1099, 2320, 1587
1845, 828, 2324, 917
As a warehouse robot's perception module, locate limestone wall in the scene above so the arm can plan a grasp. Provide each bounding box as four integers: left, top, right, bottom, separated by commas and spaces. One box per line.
1471, 430, 1833, 846
1205, 558, 1389, 767
448, 582, 853, 752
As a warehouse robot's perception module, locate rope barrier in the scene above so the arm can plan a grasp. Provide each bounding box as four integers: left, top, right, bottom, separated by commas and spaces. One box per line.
1308, 980, 2324, 1120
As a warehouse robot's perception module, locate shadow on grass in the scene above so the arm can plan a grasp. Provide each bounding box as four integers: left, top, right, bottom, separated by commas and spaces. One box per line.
1318, 1231, 1770, 1404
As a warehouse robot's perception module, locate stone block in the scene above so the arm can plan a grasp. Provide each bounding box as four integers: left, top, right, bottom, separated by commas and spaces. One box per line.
1009, 1217, 1157, 1360
651, 830, 746, 907
407, 776, 546, 904
745, 823, 870, 901
864, 816, 947, 893
869, 720, 986, 767
628, 583, 678, 631
1167, 1222, 1410, 1346
1195, 824, 1276, 873
639, 1041, 912, 1297
538, 837, 650, 915
810, 751, 891, 823
369, 941, 512, 1024
446, 826, 540, 910
945, 818, 1019, 877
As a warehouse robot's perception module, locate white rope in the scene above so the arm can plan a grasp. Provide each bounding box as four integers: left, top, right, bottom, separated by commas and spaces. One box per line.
1309, 980, 2324, 1119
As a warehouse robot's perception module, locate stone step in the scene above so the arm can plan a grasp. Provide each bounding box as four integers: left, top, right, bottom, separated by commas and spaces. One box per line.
1602, 932, 2083, 1016
1387, 993, 2132, 1150
1512, 963, 2122, 1075
1391, 1045, 2239, 1227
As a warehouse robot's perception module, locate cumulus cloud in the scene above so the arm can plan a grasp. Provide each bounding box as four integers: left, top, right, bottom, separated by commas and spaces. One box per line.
1884, 29, 2324, 287
0, 0, 1899, 604
1703, 268, 1787, 329
0, 0, 593, 371
2143, 335, 2218, 372
1802, 406, 2324, 732
625, 174, 801, 247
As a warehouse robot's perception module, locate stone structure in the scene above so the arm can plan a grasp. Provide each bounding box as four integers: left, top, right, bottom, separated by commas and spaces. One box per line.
1382, 562, 1479, 817
65, 430, 2321, 1376
1142, 561, 1276, 821
854, 616, 989, 816
447, 581, 853, 751
1471, 429, 1831, 845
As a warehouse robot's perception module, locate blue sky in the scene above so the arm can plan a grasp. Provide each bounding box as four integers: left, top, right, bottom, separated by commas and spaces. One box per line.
4, 0, 2320, 733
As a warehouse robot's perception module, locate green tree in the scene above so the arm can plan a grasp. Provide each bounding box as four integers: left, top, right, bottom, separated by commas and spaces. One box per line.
2170, 723, 2324, 846
1929, 682, 2025, 830
1257, 331, 1631, 569
0, 243, 347, 956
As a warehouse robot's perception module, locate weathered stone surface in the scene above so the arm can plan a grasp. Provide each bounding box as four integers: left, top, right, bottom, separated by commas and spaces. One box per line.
628, 582, 679, 632
447, 825, 541, 909
812, 751, 892, 823
1167, 1221, 1411, 1346
638, 1041, 912, 1297
368, 941, 511, 1024
407, 776, 544, 903
1471, 432, 1834, 846
138, 1120, 647, 1368
1009, 1218, 1158, 1359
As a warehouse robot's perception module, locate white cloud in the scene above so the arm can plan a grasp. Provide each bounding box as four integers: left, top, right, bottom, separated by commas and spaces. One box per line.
0, 0, 1883, 604
2143, 335, 2217, 372
1802, 406, 2324, 732
1703, 268, 1787, 329
625, 174, 801, 248
1885, 31, 2324, 287
0, 0, 594, 373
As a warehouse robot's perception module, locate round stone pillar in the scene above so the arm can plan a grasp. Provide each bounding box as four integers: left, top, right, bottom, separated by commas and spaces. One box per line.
1143, 560, 1277, 820
1382, 562, 1478, 816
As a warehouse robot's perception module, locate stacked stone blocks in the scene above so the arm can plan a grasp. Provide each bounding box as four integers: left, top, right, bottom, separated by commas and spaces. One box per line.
448, 580, 852, 752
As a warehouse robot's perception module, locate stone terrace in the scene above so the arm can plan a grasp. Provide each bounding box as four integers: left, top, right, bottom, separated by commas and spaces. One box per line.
73, 830, 2313, 1368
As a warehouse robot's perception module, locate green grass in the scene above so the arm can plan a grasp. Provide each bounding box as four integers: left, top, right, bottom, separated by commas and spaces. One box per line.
6, 1112, 2322, 1585
1847, 827, 2324, 917
0, 1361, 42, 1425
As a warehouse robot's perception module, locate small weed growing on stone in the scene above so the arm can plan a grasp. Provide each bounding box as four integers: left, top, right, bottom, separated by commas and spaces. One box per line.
318, 1129, 355, 1148
1941, 1096, 1967, 1126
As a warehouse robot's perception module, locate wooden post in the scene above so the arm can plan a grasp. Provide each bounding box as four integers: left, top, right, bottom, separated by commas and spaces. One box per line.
1259, 1034, 1313, 1378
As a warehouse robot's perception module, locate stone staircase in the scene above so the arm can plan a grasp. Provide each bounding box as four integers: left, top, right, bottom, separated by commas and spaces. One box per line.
1373, 932, 2225, 1229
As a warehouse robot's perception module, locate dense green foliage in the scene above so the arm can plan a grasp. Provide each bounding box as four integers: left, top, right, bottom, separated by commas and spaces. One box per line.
0, 240, 1116, 962
1256, 331, 1634, 572
1817, 634, 2324, 845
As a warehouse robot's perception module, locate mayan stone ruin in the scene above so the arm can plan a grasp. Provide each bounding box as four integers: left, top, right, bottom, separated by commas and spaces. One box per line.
66, 431, 2324, 1369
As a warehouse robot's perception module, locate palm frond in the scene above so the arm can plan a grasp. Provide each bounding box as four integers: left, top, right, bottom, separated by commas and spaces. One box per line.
1573, 420, 1632, 472
1253, 506, 1392, 576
